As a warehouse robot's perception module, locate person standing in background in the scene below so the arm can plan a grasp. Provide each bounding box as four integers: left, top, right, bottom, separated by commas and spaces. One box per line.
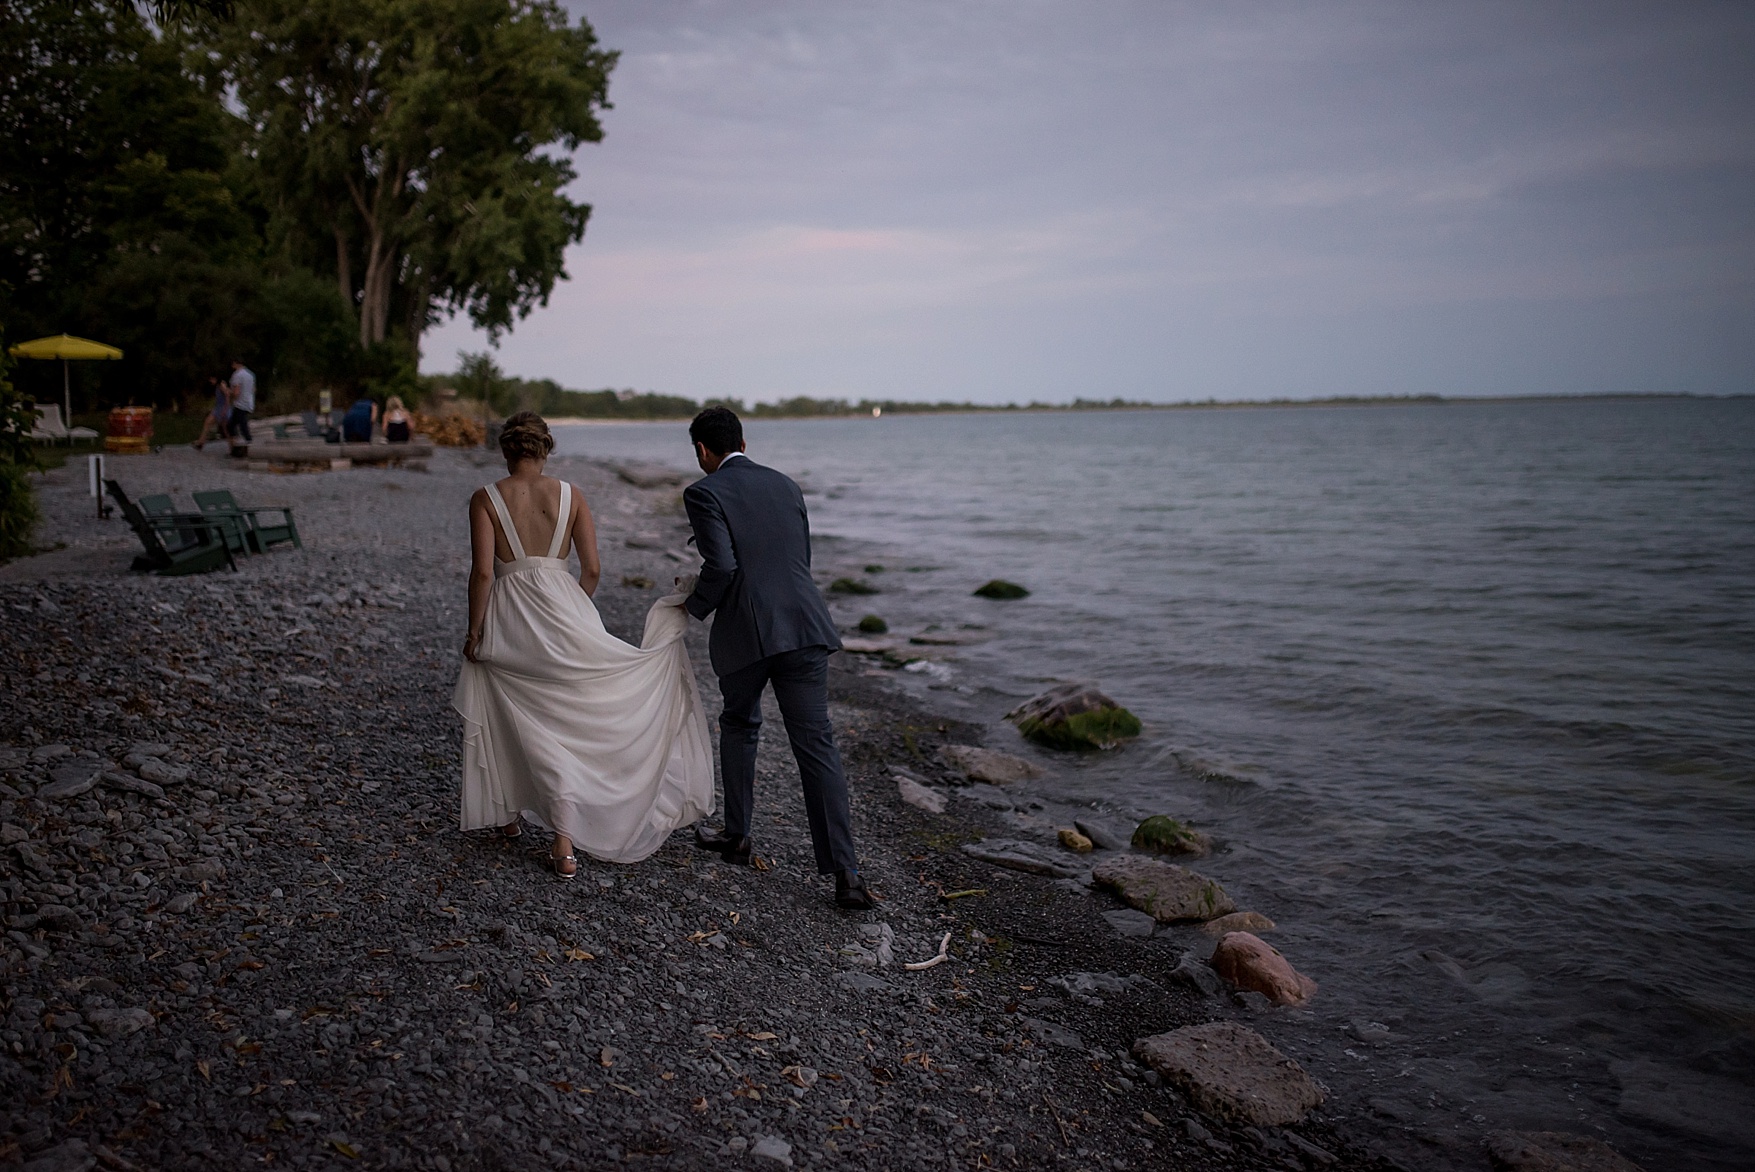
227, 359, 256, 457
192, 374, 231, 451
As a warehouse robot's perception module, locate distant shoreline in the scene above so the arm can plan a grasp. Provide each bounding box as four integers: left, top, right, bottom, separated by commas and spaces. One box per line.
541, 390, 1749, 425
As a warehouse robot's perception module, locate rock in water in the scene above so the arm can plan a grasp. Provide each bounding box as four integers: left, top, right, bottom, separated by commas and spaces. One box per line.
857, 614, 888, 633
973, 579, 1029, 599
1131, 815, 1213, 857
1170, 948, 1224, 997
896, 776, 946, 814
1210, 932, 1318, 1006
1199, 910, 1276, 936
1485, 1131, 1647, 1172
1133, 1022, 1324, 1126
1102, 909, 1157, 938
1093, 855, 1235, 922
1057, 828, 1093, 853
1073, 818, 1128, 851
828, 577, 878, 595
940, 745, 1042, 784
1006, 682, 1141, 750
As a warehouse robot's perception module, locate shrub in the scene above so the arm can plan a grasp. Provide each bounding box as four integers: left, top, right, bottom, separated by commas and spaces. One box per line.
0, 463, 38, 559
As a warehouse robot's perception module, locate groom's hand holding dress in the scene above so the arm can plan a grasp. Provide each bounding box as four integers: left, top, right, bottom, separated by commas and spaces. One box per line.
680, 408, 874, 910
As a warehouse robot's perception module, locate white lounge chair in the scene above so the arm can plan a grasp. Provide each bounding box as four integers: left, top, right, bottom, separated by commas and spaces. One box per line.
30, 404, 100, 444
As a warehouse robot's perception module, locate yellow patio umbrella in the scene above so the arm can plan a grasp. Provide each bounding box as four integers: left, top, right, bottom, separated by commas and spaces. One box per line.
8, 334, 124, 428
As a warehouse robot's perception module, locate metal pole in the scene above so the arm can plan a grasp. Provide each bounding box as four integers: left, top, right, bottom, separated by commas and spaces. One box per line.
63, 359, 71, 441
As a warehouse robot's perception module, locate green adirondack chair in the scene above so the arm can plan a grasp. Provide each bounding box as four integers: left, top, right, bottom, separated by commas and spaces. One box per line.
105, 480, 236, 576
193, 489, 301, 553
140, 491, 251, 555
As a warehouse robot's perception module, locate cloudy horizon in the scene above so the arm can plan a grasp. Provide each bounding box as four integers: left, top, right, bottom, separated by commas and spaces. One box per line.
421, 0, 1755, 405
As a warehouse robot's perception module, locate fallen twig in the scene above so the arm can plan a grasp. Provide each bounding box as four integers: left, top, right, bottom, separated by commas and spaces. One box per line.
939, 888, 987, 901
905, 932, 952, 971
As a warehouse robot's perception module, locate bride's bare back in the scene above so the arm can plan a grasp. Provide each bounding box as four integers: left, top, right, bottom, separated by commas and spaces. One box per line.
487, 473, 573, 563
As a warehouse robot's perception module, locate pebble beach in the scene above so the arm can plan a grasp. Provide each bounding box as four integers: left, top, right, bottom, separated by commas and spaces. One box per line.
2, 444, 1447, 1171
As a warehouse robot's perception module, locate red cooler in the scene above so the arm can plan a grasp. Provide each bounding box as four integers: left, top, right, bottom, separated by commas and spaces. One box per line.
106, 407, 152, 454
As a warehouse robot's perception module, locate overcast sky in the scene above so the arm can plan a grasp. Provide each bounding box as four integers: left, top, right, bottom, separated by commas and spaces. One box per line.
420, 0, 1755, 404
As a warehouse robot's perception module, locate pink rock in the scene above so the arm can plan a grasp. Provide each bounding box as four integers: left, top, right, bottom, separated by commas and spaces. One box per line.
1210, 932, 1318, 1006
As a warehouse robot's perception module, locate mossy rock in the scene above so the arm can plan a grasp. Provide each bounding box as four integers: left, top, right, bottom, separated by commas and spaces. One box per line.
1007, 682, 1141, 750
973, 579, 1029, 600
857, 614, 889, 634
1132, 815, 1213, 858
829, 577, 879, 595
864, 563, 885, 574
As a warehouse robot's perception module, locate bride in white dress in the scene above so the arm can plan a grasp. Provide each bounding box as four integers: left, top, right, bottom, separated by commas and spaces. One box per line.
452, 413, 714, 878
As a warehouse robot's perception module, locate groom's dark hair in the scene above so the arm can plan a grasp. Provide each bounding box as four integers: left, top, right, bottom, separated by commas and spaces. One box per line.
690, 406, 743, 456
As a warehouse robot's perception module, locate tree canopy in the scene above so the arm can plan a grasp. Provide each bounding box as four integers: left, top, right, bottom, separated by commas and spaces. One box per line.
208, 0, 615, 353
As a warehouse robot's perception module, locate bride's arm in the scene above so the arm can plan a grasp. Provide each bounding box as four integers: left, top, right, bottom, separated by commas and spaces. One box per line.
465, 490, 496, 661
568, 484, 601, 597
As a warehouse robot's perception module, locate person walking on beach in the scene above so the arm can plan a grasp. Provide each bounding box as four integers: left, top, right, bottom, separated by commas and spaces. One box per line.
192, 374, 230, 451
681, 407, 875, 910
453, 412, 714, 878
226, 359, 255, 457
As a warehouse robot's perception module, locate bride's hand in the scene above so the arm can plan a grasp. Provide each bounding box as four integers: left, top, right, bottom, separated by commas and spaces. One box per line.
463, 631, 482, 662
673, 573, 698, 596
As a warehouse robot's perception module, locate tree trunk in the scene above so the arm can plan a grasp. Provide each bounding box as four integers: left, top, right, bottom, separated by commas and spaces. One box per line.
334, 224, 353, 317
360, 226, 392, 348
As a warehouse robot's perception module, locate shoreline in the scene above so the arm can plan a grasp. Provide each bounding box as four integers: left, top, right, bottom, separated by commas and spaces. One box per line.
0, 446, 1619, 1171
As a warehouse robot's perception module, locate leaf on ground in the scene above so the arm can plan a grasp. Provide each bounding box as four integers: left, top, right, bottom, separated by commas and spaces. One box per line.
330, 1139, 359, 1158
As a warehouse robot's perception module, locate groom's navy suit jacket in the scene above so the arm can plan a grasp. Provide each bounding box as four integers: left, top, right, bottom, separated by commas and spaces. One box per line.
683, 455, 842, 677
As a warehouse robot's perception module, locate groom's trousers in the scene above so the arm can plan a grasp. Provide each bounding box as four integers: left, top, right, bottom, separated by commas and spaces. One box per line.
716, 645, 858, 874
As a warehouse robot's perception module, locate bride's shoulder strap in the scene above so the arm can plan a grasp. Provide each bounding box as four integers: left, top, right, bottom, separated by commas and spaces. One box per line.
547, 478, 573, 559
482, 481, 526, 560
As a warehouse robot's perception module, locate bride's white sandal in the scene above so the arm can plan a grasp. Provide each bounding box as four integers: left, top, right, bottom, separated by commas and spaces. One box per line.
552, 846, 577, 881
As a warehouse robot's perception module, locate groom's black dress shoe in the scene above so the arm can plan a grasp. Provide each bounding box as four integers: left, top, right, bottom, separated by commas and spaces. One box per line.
692, 825, 753, 866
834, 870, 875, 910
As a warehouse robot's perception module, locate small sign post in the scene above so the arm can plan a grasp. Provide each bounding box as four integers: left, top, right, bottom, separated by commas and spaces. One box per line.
87, 453, 109, 518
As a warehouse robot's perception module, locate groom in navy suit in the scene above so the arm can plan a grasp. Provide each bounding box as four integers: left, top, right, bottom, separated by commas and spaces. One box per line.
681, 407, 874, 909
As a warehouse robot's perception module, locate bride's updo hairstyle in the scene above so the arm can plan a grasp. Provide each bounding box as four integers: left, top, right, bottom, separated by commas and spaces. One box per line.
500, 411, 554, 464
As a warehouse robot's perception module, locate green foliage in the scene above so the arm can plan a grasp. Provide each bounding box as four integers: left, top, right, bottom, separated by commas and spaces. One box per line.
857, 615, 888, 634
211, 0, 616, 349
0, 1, 361, 410
0, 333, 38, 558
973, 579, 1030, 599
0, 462, 38, 559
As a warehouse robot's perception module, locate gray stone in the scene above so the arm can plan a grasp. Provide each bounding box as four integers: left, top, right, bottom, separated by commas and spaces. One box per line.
960, 784, 1015, 810
1169, 949, 1223, 997
961, 840, 1083, 879
1020, 1016, 1084, 1049
1610, 1059, 1755, 1149
84, 1006, 154, 1039
19, 1138, 94, 1172
164, 892, 199, 914
750, 1135, 793, 1165
837, 970, 888, 993
137, 758, 191, 785
896, 776, 946, 814
0, 822, 26, 845
1485, 1131, 1646, 1172
101, 771, 165, 800
940, 745, 1042, 784
1073, 819, 1128, 851
1101, 909, 1156, 938
1092, 855, 1235, 923
40, 759, 101, 799
1199, 911, 1276, 936
128, 742, 172, 759
29, 744, 72, 764
1133, 1022, 1324, 1126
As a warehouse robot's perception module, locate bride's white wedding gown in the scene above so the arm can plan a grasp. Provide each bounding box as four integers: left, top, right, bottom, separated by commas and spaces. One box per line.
452, 480, 714, 863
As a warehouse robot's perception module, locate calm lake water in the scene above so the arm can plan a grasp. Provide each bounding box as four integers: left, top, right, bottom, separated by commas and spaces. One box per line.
556, 399, 1755, 1169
